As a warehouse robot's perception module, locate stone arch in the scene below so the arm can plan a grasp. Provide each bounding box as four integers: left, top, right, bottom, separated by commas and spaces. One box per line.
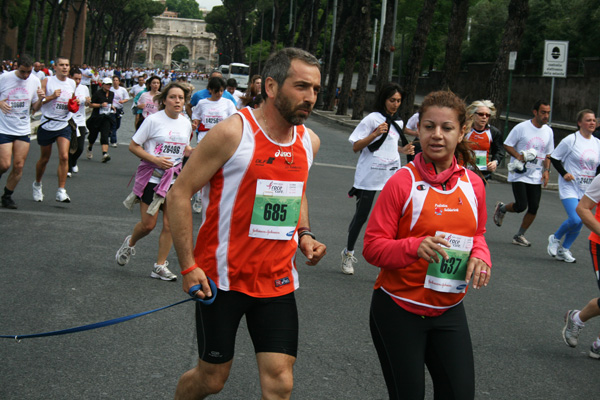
143, 16, 217, 70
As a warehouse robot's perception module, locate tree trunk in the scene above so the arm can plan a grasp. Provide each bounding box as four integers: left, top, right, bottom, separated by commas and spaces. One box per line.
0, 0, 11, 60
57, 0, 72, 58
441, 0, 469, 90
69, 0, 86, 62
44, 0, 61, 62
19, 0, 37, 55
375, 0, 396, 93
351, 0, 372, 120
399, 0, 437, 122
486, 0, 529, 113
323, 0, 350, 111
34, 0, 45, 60
270, 0, 284, 53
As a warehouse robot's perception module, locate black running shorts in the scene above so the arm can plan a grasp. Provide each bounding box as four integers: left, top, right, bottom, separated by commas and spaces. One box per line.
195, 289, 298, 364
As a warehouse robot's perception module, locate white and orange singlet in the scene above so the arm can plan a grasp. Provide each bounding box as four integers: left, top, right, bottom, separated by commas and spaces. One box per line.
193, 107, 313, 298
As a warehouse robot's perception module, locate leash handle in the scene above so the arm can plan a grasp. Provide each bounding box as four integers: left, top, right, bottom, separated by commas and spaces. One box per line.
188, 277, 217, 305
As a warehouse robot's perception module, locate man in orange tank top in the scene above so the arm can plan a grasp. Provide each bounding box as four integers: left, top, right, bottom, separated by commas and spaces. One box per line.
168, 48, 327, 399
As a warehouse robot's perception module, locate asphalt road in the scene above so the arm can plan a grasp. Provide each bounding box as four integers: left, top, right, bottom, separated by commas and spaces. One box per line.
1, 82, 599, 399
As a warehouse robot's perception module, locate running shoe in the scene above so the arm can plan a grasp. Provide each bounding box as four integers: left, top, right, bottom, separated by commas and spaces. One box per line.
341, 248, 357, 275
512, 235, 531, 247
151, 261, 177, 281
563, 310, 583, 347
32, 181, 44, 202
111, 143, 118, 148
116, 235, 136, 266
493, 202, 506, 227
589, 344, 600, 359
86, 148, 93, 159
72, 165, 79, 173
192, 194, 202, 214
547, 234, 560, 257
55, 188, 71, 203
67, 172, 72, 178
102, 153, 111, 163
556, 248, 576, 263
1, 195, 17, 209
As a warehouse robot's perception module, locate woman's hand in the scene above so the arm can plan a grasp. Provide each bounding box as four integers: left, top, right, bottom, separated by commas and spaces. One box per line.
465, 257, 490, 289
417, 235, 450, 264
154, 156, 174, 170
400, 143, 415, 155
373, 122, 388, 137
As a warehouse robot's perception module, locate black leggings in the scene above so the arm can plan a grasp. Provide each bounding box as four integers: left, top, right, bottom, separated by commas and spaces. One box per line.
68, 126, 87, 171
370, 289, 474, 400
87, 115, 112, 147
347, 189, 377, 251
511, 182, 542, 214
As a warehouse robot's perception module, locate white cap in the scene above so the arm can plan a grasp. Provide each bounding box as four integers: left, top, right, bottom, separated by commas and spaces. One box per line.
102, 77, 112, 85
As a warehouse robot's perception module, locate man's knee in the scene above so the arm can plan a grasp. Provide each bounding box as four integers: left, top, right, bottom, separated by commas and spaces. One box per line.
512, 202, 527, 213
259, 357, 295, 398
0, 158, 10, 174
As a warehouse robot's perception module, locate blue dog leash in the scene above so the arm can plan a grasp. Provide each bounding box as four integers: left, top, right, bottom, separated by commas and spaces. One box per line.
0, 278, 217, 341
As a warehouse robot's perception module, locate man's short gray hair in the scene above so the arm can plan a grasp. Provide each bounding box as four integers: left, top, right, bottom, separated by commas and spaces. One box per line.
261, 48, 320, 99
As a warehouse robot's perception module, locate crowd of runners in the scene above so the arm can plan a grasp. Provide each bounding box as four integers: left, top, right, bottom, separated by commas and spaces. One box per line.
2, 48, 600, 399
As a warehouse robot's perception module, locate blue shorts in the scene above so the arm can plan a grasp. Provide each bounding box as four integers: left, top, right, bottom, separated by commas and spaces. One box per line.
37, 125, 71, 146
0, 133, 30, 145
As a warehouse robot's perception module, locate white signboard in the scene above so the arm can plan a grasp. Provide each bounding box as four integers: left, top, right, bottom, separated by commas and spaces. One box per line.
543, 40, 568, 77
508, 51, 517, 71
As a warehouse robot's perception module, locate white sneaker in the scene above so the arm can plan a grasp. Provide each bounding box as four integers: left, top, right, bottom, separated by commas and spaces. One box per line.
192, 193, 202, 214
67, 172, 72, 178
151, 261, 177, 281
341, 249, 357, 275
111, 143, 118, 148
86, 148, 93, 159
32, 181, 44, 202
556, 247, 576, 263
101, 153, 111, 163
547, 234, 560, 257
55, 188, 71, 203
115, 235, 136, 266
72, 165, 79, 173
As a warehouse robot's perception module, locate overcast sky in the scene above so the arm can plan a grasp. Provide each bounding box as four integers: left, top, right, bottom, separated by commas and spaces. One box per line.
196, 0, 222, 11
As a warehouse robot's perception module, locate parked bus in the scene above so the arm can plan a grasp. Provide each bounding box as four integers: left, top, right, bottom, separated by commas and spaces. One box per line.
227, 63, 250, 90
218, 64, 230, 75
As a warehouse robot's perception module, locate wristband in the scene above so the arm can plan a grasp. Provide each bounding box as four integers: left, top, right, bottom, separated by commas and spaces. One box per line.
298, 230, 316, 240
543, 168, 551, 173
181, 263, 199, 275
297, 226, 311, 234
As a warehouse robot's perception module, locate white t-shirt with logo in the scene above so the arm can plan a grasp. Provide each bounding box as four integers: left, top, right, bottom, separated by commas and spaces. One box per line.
110, 86, 129, 111
139, 91, 159, 118
551, 131, 600, 199
132, 110, 192, 184
40, 76, 76, 131
191, 97, 237, 142
349, 112, 403, 191
72, 84, 90, 127
81, 68, 92, 86
505, 119, 554, 184
0, 71, 41, 136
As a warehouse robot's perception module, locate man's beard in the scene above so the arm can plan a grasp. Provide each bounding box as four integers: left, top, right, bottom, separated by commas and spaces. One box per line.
274, 94, 312, 125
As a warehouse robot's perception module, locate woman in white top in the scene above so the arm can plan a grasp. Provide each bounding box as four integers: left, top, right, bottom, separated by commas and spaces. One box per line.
109, 76, 130, 147
548, 109, 600, 263
191, 77, 237, 143
115, 82, 193, 281
67, 68, 90, 176
135, 76, 161, 130
340, 82, 415, 275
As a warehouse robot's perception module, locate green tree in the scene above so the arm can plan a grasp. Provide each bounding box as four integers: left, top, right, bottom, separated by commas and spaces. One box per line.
165, 0, 203, 19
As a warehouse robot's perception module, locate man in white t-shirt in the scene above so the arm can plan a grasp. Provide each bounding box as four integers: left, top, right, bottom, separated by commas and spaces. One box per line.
33, 61, 46, 80
33, 56, 77, 203
80, 64, 92, 88
0, 55, 44, 209
493, 100, 555, 247
226, 78, 244, 109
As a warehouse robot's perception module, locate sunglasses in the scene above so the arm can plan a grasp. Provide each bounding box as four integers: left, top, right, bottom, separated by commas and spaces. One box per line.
476, 112, 491, 118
